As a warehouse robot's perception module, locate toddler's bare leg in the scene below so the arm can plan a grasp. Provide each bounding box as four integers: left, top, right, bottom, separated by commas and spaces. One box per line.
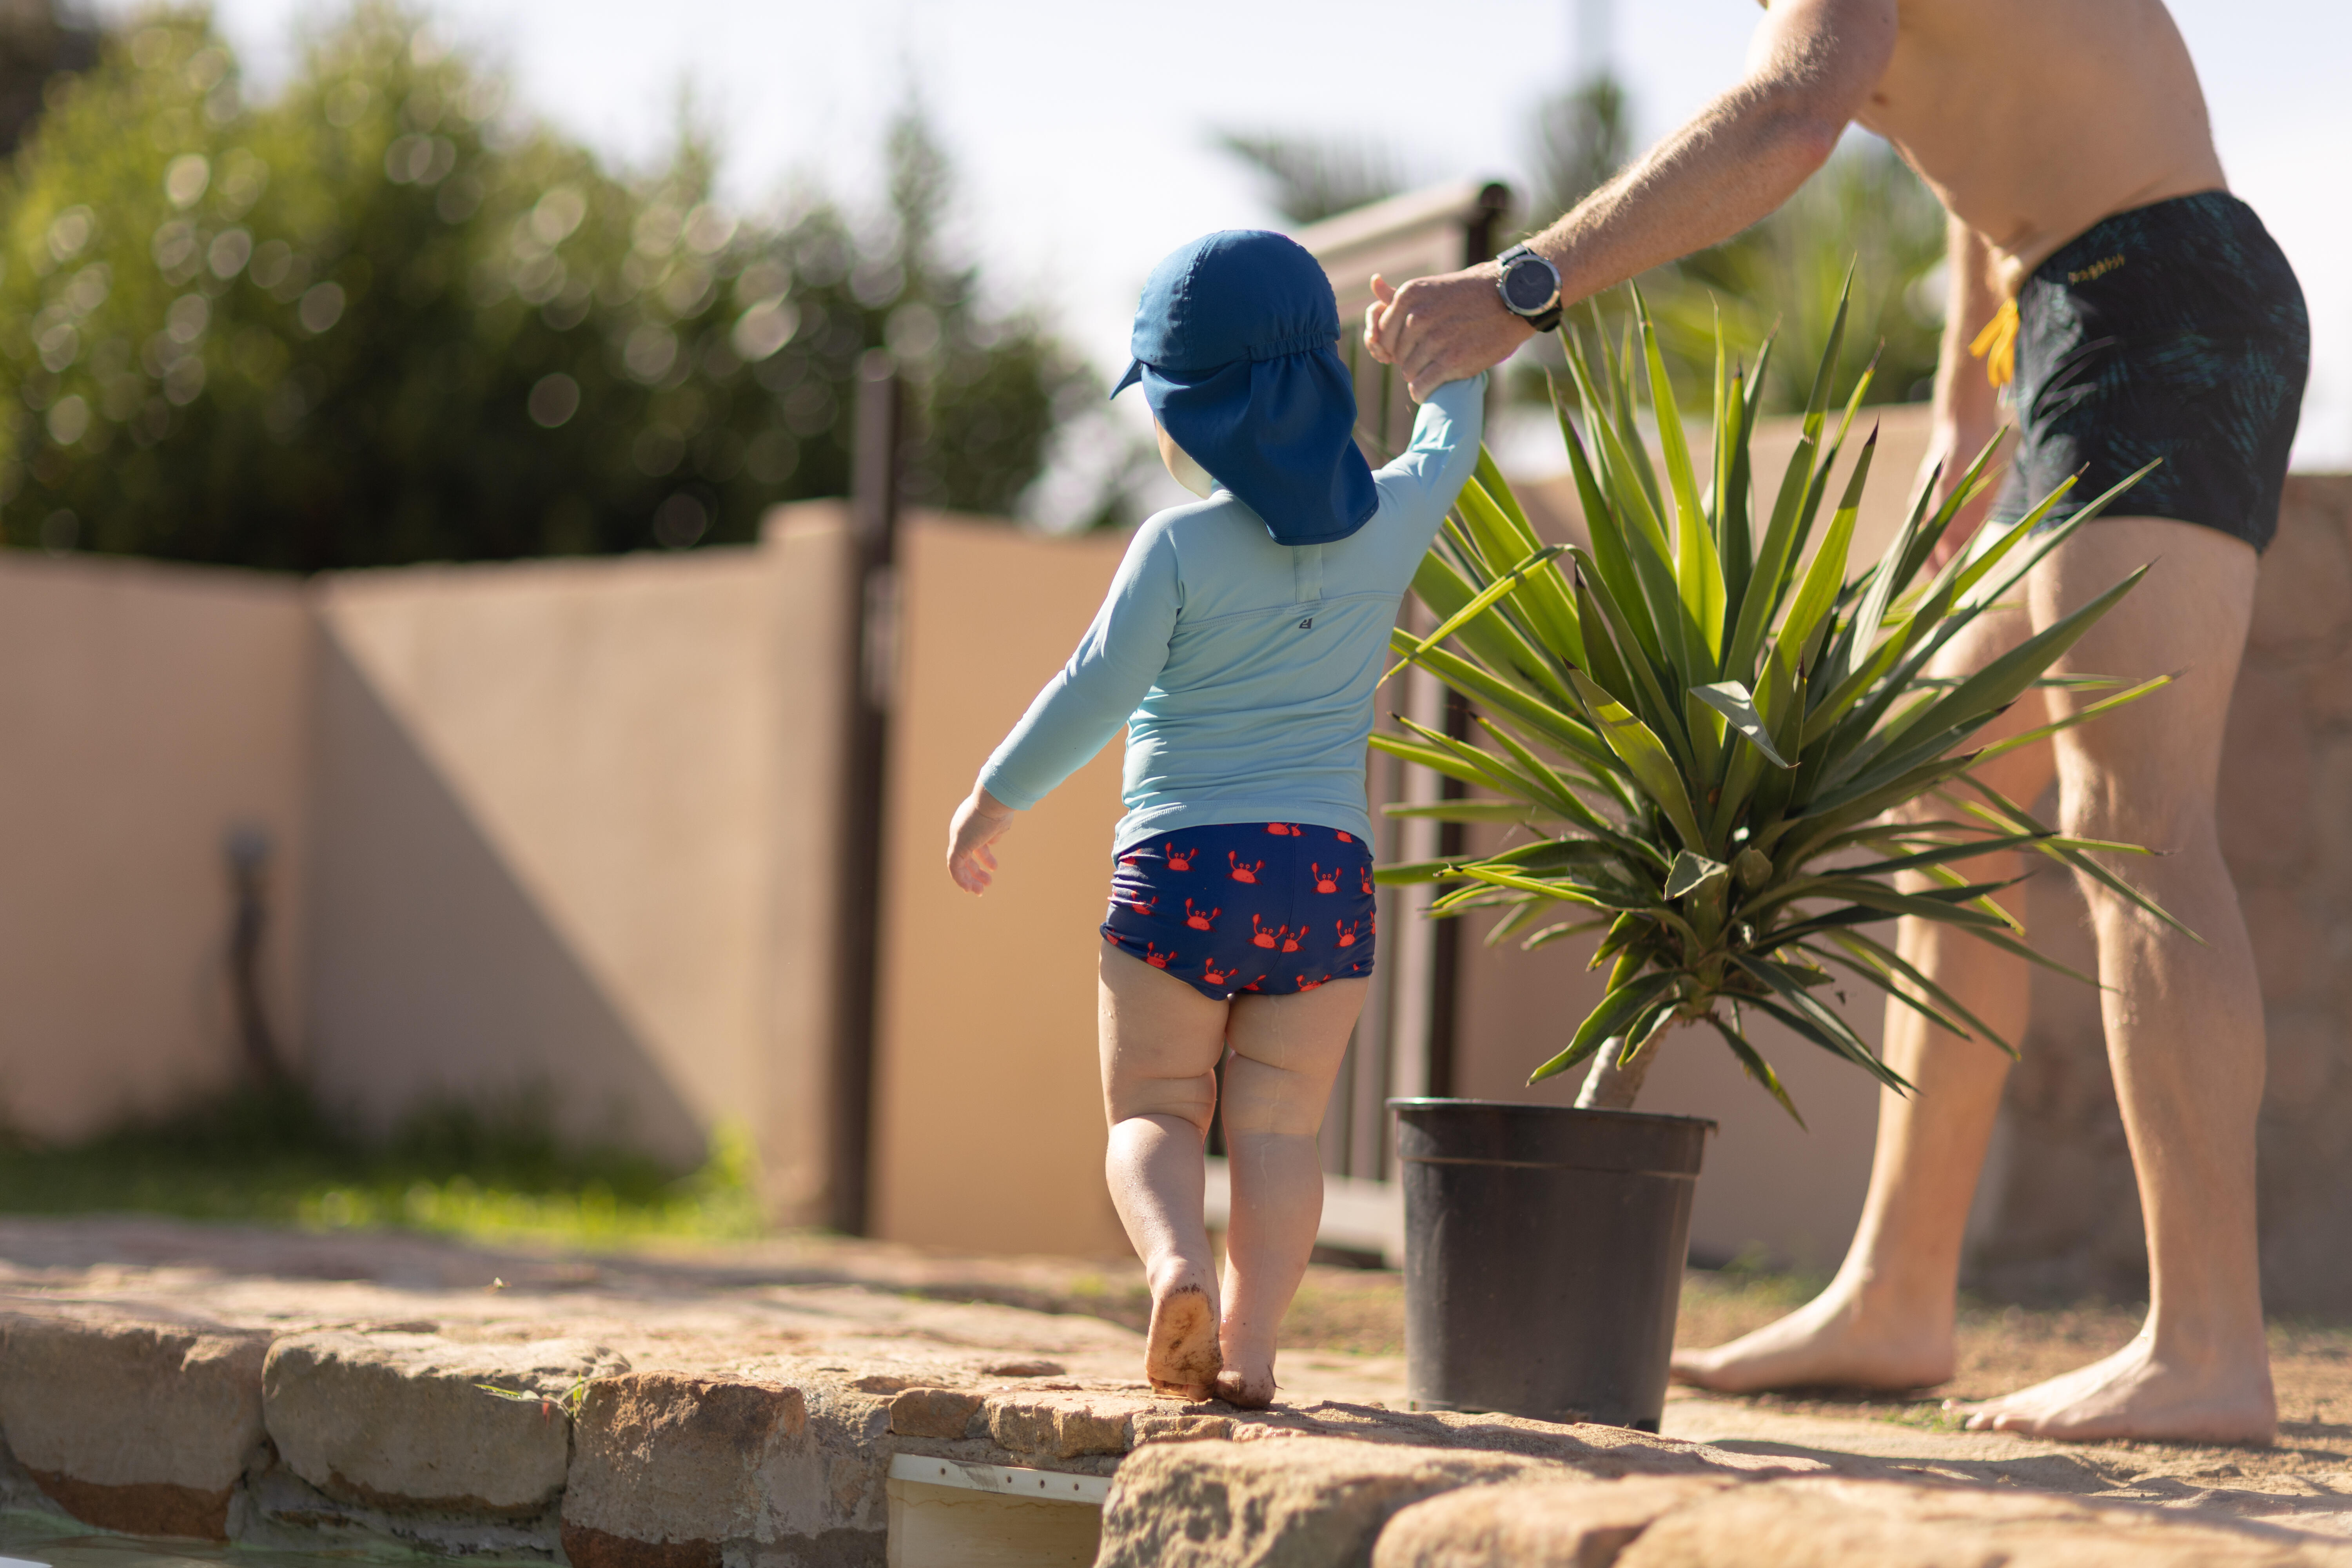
1099, 944, 1229, 1400
1216, 978, 1369, 1407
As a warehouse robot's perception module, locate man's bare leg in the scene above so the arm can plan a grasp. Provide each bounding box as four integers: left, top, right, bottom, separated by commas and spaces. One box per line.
1674, 605, 2052, 1394
1956, 519, 2273, 1441
1216, 978, 1366, 1407
1099, 945, 1228, 1400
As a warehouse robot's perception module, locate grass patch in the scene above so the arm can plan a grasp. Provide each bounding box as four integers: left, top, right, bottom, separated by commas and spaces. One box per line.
0, 1084, 765, 1247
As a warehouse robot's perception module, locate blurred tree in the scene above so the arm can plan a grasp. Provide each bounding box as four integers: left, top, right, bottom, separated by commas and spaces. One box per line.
0, 0, 99, 159
0, 4, 1087, 570
1215, 131, 1403, 227
1528, 70, 1630, 223
1646, 137, 1947, 411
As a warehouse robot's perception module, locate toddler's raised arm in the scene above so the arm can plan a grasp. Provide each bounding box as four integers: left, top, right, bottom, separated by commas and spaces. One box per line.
1372, 373, 1488, 546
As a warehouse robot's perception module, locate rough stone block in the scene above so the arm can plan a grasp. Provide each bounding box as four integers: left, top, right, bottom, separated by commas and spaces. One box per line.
563, 1371, 891, 1566
0, 1312, 269, 1539
1096, 1436, 1555, 1568
1372, 1474, 1737, 1566
563, 1371, 808, 1560
986, 1391, 1152, 1460
887, 1387, 983, 1440
264, 1333, 625, 1517
1612, 1475, 2323, 1568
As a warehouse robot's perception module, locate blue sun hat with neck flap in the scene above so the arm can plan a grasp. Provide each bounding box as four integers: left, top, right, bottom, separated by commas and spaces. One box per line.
1112, 230, 1376, 546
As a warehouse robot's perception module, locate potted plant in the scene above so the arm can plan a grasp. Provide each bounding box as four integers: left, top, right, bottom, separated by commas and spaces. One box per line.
1379, 279, 2174, 1430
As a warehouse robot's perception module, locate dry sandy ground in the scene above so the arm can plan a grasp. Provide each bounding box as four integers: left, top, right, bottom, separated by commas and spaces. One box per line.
8, 1216, 2352, 1539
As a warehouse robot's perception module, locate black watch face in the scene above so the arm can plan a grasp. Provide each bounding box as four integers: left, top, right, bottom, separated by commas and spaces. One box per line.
1501, 257, 1556, 313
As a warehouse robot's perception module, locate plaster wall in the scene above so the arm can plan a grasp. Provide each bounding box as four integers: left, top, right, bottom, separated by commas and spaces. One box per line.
303, 546, 790, 1174
866, 512, 1134, 1257
0, 553, 311, 1141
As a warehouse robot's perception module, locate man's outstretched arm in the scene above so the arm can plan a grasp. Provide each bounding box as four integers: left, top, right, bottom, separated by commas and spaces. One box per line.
1365, 0, 1898, 400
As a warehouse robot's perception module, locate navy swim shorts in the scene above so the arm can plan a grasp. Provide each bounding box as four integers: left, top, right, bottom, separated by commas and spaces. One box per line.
1989, 191, 2308, 552
1101, 822, 1376, 1001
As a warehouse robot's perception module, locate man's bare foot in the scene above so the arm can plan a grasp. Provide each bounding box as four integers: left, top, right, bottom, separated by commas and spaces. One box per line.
1212, 1366, 1275, 1410
1145, 1282, 1221, 1401
1670, 1284, 1955, 1394
1949, 1330, 2277, 1443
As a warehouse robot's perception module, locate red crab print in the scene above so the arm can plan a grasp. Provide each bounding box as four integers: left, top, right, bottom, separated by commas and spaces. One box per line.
1249, 916, 1286, 950
1359, 866, 1374, 895
1265, 822, 1298, 836
1183, 900, 1220, 931
1310, 863, 1340, 894
1297, 975, 1328, 992
1334, 920, 1360, 948
1335, 831, 1353, 843
1228, 853, 1265, 884
1143, 943, 1175, 969
1164, 843, 1196, 871
1120, 852, 1146, 867
1201, 960, 1238, 988
1128, 892, 1157, 916
1281, 929, 1302, 953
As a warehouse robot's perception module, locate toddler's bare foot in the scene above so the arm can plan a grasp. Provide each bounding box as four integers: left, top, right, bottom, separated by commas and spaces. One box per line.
1212, 1367, 1276, 1410
1145, 1282, 1221, 1401
1949, 1332, 2276, 1443
1671, 1283, 1954, 1394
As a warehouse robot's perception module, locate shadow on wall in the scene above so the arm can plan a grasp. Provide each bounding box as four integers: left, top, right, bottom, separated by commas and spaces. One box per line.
303, 629, 704, 1166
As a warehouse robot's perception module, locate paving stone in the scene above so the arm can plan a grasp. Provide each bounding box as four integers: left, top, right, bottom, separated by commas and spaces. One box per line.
564, 1371, 807, 1556
562, 1369, 891, 1568
1096, 1436, 1559, 1568
1371, 1474, 1739, 1566
0, 1311, 270, 1539
985, 1389, 1156, 1460
886, 1387, 983, 1439
1612, 1475, 2346, 1568
263, 1331, 624, 1517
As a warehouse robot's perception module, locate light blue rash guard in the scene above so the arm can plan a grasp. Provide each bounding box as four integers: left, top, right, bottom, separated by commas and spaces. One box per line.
979, 374, 1485, 852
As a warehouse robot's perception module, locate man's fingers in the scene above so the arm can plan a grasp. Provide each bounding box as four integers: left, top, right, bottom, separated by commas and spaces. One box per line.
1370, 272, 1397, 305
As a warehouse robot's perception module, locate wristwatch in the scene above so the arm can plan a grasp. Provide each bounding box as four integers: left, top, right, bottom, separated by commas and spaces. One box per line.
1494, 243, 1563, 332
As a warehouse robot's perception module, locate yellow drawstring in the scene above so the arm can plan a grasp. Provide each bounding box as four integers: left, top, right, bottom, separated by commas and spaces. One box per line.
1969, 298, 2019, 389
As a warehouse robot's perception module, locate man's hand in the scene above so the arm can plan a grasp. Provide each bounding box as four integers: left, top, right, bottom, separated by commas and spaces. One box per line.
946, 786, 1018, 895
1363, 269, 1534, 404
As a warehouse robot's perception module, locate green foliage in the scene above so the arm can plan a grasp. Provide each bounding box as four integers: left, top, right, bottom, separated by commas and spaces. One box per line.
0, 5, 1084, 569
1214, 131, 1404, 226
1379, 278, 2177, 1118
1529, 71, 1631, 222
1649, 140, 1947, 412
0, 1081, 765, 1245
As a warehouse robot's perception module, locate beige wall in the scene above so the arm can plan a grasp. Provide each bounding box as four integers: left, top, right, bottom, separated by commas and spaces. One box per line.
0, 554, 311, 1141
867, 514, 1134, 1256
305, 546, 793, 1172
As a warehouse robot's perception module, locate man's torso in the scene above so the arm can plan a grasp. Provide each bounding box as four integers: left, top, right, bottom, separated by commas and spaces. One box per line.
1855, 0, 2227, 285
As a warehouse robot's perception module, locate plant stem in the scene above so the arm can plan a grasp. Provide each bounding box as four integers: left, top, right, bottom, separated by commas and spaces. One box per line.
1576, 1033, 1659, 1110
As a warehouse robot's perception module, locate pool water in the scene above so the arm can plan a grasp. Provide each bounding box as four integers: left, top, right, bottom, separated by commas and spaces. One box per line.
0, 1514, 436, 1568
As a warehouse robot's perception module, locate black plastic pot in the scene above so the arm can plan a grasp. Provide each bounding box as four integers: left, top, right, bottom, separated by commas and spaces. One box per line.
1389, 1097, 1713, 1431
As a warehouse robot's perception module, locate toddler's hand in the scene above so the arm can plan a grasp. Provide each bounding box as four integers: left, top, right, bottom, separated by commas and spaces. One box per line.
946, 786, 1018, 895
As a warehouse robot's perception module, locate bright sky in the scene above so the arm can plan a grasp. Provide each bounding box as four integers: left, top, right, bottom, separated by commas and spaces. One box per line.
96, 0, 2352, 476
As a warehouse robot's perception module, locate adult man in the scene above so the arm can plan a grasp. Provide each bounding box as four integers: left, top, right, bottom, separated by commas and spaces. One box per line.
1366, 0, 2306, 1443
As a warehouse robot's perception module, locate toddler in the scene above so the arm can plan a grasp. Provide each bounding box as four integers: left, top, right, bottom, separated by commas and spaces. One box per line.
946, 230, 1483, 1406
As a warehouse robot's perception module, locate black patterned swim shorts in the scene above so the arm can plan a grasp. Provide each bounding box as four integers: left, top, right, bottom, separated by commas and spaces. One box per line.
1988, 191, 2308, 552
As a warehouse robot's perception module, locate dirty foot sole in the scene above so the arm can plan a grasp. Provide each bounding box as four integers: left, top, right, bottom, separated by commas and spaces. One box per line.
1146, 1285, 1220, 1400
